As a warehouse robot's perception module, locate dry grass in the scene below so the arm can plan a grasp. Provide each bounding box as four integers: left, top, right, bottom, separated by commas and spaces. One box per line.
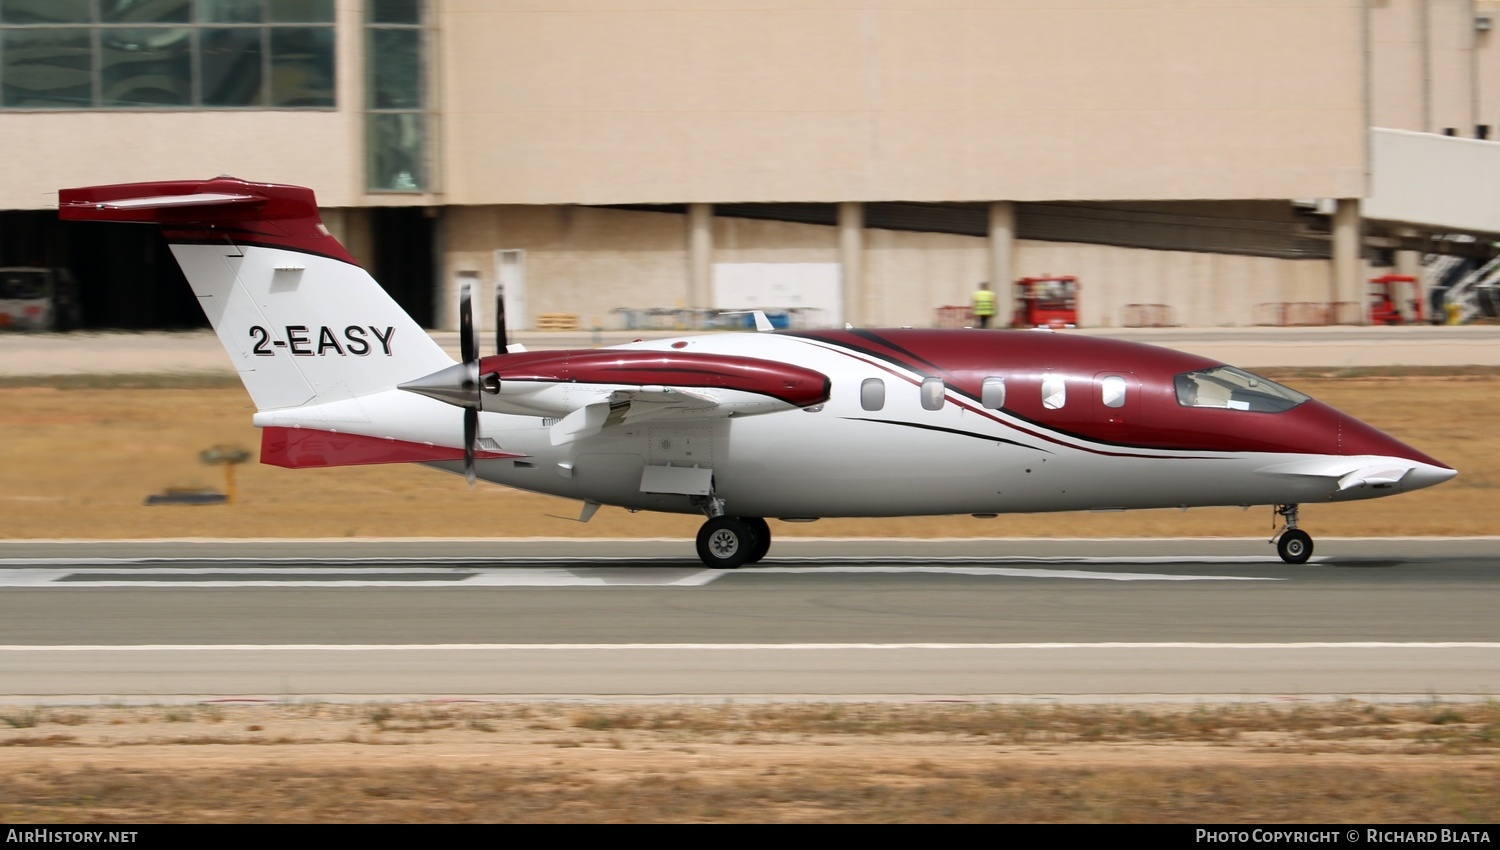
0, 701, 1496, 823
0, 371, 1496, 540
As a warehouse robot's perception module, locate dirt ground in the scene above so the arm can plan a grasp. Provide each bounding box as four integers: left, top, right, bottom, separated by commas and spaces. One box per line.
1, 373, 1497, 822
2, 701, 1498, 823
0, 371, 1495, 540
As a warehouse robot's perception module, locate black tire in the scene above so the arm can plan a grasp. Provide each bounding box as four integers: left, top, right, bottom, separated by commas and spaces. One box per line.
743, 516, 772, 564
1277, 529, 1313, 564
697, 516, 752, 569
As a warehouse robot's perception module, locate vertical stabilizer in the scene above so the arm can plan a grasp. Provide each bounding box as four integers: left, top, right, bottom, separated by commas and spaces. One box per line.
59, 177, 452, 411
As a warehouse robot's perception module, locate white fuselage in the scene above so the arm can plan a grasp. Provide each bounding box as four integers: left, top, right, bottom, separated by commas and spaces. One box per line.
252, 331, 1447, 520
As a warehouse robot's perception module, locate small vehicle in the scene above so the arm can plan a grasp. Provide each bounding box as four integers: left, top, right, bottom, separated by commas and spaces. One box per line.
0, 267, 82, 331
1368, 274, 1423, 325
1014, 275, 1078, 328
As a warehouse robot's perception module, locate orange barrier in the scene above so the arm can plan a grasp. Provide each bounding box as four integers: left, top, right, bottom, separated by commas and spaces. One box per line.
1254, 302, 1362, 326
934, 305, 974, 328
1121, 304, 1177, 327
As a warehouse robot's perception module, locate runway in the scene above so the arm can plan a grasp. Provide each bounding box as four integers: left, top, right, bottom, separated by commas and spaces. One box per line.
1, 538, 1496, 702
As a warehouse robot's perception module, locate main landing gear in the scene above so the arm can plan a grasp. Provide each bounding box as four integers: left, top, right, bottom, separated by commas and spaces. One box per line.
695, 513, 772, 569
1271, 503, 1313, 564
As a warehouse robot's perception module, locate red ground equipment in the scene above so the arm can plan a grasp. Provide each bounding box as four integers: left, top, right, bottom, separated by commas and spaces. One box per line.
1368, 274, 1424, 325
1014, 276, 1079, 329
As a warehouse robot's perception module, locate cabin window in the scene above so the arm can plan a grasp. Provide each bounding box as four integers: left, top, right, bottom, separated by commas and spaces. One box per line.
860, 378, 885, 411
920, 378, 945, 411
1041, 374, 1066, 410
1100, 375, 1126, 409
1175, 366, 1309, 412
981, 376, 1006, 409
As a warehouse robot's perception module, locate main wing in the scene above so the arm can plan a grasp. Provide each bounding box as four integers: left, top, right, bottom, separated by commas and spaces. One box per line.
400, 347, 832, 445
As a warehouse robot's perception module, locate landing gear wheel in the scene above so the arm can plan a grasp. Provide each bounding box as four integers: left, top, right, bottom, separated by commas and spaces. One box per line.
697, 516, 752, 569
743, 516, 772, 564
1277, 529, 1313, 564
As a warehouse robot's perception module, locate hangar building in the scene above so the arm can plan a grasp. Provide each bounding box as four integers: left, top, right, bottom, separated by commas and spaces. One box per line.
2, 0, 1499, 331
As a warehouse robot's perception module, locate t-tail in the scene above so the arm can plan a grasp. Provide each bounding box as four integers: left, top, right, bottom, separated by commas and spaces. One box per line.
58, 176, 511, 470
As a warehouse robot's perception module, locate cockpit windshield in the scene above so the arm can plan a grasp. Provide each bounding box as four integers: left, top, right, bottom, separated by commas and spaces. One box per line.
1174, 366, 1308, 413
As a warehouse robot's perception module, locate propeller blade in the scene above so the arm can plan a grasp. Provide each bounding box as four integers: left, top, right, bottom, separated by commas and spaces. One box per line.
459, 282, 477, 365
463, 406, 477, 487
495, 284, 508, 355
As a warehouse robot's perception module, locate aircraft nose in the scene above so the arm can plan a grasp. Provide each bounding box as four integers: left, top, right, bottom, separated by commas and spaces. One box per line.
1403, 463, 1458, 491
1338, 412, 1451, 471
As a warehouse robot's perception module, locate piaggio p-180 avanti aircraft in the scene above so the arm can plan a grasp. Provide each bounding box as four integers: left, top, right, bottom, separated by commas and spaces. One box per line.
60, 177, 1455, 567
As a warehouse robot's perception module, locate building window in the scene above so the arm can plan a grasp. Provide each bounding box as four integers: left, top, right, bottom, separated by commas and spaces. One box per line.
366, 0, 426, 191
0, 0, 335, 109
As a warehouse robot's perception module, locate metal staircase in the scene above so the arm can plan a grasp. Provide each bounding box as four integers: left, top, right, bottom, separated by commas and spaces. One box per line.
1442, 254, 1500, 323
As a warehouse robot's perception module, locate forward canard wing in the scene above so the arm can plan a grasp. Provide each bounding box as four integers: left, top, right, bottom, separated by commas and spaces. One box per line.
1253, 456, 1451, 496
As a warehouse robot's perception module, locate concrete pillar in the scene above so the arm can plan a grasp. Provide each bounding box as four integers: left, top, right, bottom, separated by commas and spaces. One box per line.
1332, 198, 1364, 324
988, 201, 1016, 326
687, 203, 713, 311
1394, 226, 1425, 324
838, 201, 863, 327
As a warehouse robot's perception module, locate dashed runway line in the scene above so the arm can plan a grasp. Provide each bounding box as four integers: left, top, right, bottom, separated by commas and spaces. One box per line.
0, 555, 1285, 587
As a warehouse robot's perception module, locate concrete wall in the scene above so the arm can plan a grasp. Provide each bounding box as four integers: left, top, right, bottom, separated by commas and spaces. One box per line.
439, 205, 1340, 331
442, 205, 692, 330
1017, 241, 1339, 329
439, 0, 1367, 204
1366, 128, 1500, 231
7, 1, 1497, 211
1370, 0, 1499, 137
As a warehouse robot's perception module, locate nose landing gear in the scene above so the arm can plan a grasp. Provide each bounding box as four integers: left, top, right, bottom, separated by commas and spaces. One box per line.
1271, 503, 1313, 564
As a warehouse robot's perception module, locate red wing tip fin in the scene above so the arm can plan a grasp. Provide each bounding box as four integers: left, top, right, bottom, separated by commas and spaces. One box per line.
261, 426, 524, 469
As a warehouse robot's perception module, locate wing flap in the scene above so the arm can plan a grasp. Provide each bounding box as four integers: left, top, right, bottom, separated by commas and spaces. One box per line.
549, 387, 723, 445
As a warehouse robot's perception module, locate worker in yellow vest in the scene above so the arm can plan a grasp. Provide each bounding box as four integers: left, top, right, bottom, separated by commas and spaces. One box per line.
971, 282, 997, 328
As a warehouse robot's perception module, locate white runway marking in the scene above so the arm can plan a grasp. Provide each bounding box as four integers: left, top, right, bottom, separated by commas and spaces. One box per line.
0, 567, 718, 588
0, 556, 1285, 587
748, 566, 1277, 581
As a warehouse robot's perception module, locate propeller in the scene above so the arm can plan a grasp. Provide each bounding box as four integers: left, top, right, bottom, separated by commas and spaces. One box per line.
397, 281, 508, 486
459, 283, 481, 486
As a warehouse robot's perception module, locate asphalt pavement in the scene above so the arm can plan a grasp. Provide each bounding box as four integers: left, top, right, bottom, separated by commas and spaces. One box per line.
2, 325, 1500, 376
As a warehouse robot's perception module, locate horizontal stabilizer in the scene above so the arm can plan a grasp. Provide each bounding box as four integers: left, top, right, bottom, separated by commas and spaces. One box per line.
59, 177, 305, 224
